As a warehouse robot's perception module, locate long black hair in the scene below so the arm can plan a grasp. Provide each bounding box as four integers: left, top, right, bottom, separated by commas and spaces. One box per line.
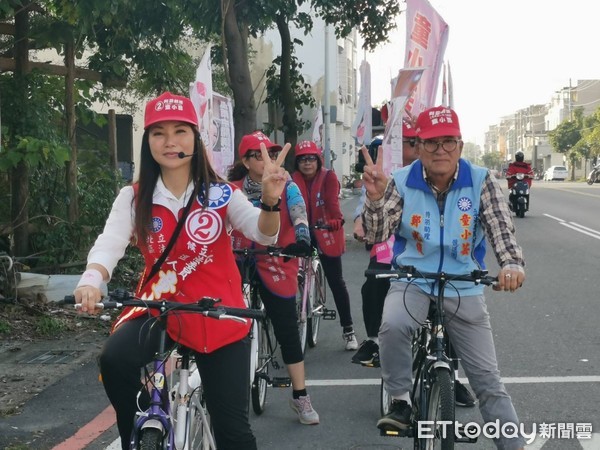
228, 160, 249, 182
134, 126, 224, 243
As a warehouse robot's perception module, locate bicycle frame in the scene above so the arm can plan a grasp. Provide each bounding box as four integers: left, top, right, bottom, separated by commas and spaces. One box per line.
297, 247, 335, 350
130, 319, 174, 449
63, 293, 262, 450
370, 267, 496, 449
233, 247, 290, 415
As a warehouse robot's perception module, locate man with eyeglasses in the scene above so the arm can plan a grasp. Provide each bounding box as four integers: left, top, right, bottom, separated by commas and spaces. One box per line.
361, 106, 526, 450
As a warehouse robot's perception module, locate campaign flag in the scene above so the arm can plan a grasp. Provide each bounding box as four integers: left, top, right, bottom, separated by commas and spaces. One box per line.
211, 92, 234, 178
441, 63, 448, 106
189, 44, 213, 153
350, 60, 372, 145
381, 68, 424, 175
447, 61, 454, 109
404, 0, 449, 117
312, 104, 324, 150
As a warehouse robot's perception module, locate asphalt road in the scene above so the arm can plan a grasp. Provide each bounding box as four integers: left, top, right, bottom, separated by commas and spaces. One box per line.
2, 180, 599, 450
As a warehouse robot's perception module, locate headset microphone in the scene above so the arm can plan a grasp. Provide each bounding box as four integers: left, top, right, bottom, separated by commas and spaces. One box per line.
178, 152, 194, 159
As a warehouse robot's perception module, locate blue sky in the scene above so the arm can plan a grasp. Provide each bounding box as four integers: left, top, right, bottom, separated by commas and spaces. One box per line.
367, 0, 599, 145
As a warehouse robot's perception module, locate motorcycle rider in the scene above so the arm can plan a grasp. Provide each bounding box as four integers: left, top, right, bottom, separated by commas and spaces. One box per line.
587, 161, 600, 184
506, 151, 534, 209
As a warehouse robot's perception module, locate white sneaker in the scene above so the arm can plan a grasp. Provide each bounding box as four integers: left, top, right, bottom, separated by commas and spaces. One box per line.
343, 331, 359, 351
289, 395, 320, 424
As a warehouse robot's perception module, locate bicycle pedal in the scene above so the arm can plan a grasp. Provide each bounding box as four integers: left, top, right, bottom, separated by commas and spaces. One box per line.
455, 424, 478, 443
358, 360, 380, 368
322, 309, 337, 320
271, 377, 291, 387
379, 425, 412, 437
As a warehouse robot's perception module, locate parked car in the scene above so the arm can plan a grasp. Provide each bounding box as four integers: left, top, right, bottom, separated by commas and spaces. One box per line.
543, 165, 568, 181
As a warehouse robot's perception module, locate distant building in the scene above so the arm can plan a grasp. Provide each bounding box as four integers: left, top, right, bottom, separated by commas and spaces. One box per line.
484, 79, 600, 179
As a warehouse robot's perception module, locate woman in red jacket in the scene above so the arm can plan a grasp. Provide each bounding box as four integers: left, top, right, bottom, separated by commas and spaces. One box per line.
73, 93, 288, 450
228, 131, 320, 425
291, 141, 358, 351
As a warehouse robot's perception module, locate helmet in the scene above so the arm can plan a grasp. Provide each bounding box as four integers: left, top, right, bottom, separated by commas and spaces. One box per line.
295, 140, 321, 157
515, 151, 524, 162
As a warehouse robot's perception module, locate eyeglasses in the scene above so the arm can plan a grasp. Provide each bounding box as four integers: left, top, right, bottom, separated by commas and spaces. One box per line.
403, 139, 416, 147
298, 155, 318, 163
246, 150, 280, 161
420, 139, 461, 153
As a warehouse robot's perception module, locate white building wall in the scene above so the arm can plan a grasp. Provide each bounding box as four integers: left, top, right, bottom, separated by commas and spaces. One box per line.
254, 12, 359, 180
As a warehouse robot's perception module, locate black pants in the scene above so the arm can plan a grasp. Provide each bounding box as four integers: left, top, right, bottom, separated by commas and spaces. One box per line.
319, 253, 354, 328
99, 316, 256, 450
258, 284, 304, 364
363, 259, 460, 370
361, 258, 391, 337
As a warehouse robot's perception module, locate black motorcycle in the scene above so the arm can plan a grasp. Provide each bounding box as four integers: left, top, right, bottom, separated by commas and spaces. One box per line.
508, 173, 532, 218
586, 165, 600, 185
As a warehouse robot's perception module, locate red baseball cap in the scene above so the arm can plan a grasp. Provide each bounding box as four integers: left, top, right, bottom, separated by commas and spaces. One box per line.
144, 92, 198, 129
295, 140, 321, 157
415, 106, 461, 139
402, 118, 417, 138
238, 131, 282, 158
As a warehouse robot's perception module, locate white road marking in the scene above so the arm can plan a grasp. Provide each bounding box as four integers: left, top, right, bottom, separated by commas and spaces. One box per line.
543, 213, 565, 222
544, 214, 600, 240
526, 437, 548, 449
580, 432, 600, 449
306, 375, 600, 386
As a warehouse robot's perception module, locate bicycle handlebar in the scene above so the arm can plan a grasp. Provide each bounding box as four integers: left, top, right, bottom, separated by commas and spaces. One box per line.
364, 265, 497, 286
62, 292, 265, 322
312, 219, 345, 231
232, 246, 298, 259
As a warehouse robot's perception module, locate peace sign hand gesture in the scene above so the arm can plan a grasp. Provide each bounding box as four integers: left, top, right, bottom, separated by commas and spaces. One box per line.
360, 145, 388, 201
261, 142, 291, 204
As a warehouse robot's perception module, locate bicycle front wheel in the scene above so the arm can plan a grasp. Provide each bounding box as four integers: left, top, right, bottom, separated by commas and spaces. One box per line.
422, 368, 454, 450
380, 378, 392, 416
296, 274, 308, 355
138, 428, 163, 450
188, 385, 215, 450
307, 260, 326, 347
251, 319, 270, 415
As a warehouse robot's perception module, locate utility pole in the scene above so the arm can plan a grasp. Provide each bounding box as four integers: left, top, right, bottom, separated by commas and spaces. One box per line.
323, 24, 331, 169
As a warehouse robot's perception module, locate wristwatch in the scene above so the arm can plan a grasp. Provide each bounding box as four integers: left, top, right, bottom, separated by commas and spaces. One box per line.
259, 197, 281, 212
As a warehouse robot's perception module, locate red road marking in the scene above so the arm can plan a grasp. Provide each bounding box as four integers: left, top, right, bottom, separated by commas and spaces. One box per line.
51, 359, 177, 449
51, 405, 116, 450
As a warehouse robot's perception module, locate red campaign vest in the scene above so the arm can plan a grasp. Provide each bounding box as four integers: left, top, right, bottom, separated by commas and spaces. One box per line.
112, 182, 250, 354
292, 169, 345, 257
230, 179, 299, 299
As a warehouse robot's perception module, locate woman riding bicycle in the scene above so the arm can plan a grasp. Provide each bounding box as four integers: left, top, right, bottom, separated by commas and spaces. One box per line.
291, 140, 358, 351
228, 131, 319, 425
361, 106, 527, 450
73, 93, 289, 450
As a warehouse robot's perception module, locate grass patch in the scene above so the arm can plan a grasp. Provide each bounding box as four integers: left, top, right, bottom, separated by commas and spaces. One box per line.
0, 318, 11, 334
34, 316, 68, 336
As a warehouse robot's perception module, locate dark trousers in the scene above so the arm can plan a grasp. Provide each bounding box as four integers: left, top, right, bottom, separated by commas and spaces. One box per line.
362, 258, 460, 370
99, 316, 256, 450
319, 253, 354, 328
258, 284, 304, 364
361, 258, 391, 337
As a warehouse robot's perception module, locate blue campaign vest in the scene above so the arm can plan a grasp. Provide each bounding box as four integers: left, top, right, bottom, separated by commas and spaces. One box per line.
391, 159, 488, 296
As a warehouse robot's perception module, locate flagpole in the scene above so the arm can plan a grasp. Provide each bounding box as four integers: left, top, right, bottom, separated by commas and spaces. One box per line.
323, 24, 331, 169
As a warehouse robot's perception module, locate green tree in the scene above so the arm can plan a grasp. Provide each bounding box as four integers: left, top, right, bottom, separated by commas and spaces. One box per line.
548, 108, 584, 180
481, 151, 503, 171
193, 0, 401, 151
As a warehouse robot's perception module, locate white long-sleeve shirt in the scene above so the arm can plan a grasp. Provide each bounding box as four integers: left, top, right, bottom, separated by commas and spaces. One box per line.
87, 179, 278, 279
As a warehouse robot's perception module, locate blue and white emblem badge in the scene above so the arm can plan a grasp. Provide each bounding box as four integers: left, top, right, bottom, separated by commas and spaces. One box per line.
457, 197, 473, 212
151, 217, 163, 233
206, 183, 232, 209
